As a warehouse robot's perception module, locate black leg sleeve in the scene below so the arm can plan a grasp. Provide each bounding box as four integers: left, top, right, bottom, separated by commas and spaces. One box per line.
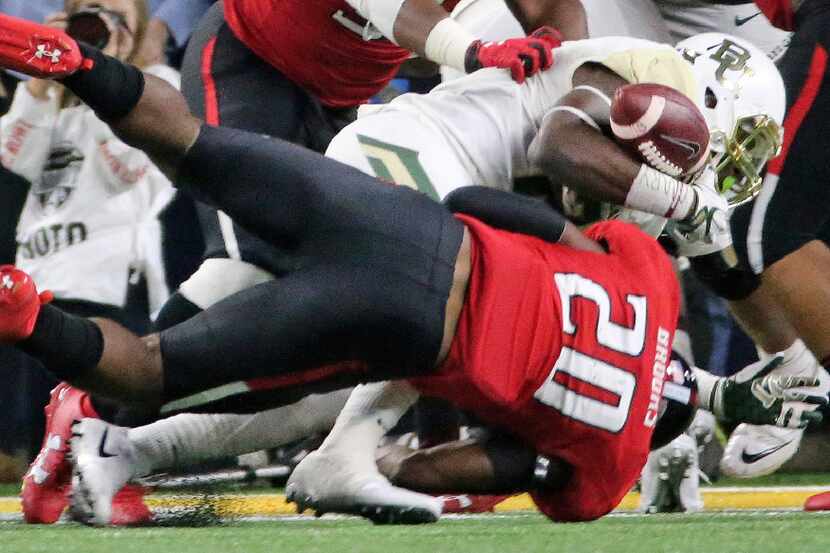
160, 264, 451, 412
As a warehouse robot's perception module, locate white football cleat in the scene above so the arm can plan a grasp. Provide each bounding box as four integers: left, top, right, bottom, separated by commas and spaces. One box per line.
721, 340, 828, 478
640, 434, 703, 513
720, 423, 801, 478
285, 449, 442, 524
68, 418, 138, 525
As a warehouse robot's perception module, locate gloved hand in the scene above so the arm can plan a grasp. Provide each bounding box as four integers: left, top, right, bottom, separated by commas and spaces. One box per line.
698, 357, 827, 429
667, 167, 731, 257
464, 27, 562, 83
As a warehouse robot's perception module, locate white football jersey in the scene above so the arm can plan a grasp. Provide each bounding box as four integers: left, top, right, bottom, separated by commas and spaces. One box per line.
358, 36, 697, 191
1, 66, 177, 309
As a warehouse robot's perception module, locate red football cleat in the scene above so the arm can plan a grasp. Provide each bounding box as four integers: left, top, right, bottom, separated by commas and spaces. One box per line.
21, 383, 95, 523
440, 494, 511, 514
0, 265, 52, 343
110, 485, 153, 526
0, 13, 86, 79
804, 491, 830, 511
21, 384, 152, 525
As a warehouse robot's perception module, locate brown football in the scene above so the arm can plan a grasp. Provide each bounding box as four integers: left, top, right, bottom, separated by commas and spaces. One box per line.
610, 83, 710, 177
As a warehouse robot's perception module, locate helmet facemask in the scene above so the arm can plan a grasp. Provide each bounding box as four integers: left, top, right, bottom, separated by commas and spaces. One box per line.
712, 114, 782, 206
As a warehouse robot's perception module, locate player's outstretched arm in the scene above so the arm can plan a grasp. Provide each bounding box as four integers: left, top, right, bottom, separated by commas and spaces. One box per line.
528, 63, 714, 225
444, 186, 604, 253
378, 434, 570, 494
350, 0, 561, 83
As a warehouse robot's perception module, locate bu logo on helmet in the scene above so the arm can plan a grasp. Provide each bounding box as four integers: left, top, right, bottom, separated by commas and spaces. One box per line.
708, 39, 752, 83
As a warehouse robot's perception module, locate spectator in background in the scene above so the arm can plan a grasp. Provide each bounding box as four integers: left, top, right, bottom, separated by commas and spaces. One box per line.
0, 0, 177, 525
134, 0, 216, 67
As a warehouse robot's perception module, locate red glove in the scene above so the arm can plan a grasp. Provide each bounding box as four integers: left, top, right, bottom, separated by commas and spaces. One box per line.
0, 13, 87, 79
0, 265, 53, 343
464, 27, 562, 84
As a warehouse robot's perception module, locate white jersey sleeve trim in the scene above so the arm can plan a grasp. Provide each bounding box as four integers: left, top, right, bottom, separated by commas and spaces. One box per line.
542, 106, 601, 132
572, 85, 612, 106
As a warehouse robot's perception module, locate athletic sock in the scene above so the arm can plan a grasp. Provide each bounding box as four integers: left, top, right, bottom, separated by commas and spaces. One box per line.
60, 43, 145, 121
127, 413, 248, 476
127, 390, 350, 476
776, 339, 820, 377
18, 304, 104, 380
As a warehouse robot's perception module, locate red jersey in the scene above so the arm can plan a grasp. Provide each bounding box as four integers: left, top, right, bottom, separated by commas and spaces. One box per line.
411, 218, 680, 522
755, 0, 797, 30
224, 0, 459, 108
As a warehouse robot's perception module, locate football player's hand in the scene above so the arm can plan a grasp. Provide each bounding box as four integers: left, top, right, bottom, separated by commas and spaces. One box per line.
711, 357, 827, 429
464, 27, 562, 83
667, 168, 731, 257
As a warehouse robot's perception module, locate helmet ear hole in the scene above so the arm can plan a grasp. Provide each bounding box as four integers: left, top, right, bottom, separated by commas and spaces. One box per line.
705, 87, 718, 109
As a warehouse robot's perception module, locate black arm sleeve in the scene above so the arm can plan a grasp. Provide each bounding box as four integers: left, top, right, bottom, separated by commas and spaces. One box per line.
443, 186, 567, 243
0, 166, 30, 264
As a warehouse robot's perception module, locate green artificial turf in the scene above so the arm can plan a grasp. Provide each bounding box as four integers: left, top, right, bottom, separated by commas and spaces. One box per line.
2, 512, 830, 553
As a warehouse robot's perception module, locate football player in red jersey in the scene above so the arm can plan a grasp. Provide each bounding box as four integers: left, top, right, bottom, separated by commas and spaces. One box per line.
0, 21, 824, 526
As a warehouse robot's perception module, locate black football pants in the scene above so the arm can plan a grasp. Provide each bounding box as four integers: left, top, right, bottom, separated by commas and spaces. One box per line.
159, 125, 464, 413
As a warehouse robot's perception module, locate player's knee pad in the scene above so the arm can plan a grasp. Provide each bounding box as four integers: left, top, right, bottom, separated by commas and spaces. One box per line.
689, 251, 761, 301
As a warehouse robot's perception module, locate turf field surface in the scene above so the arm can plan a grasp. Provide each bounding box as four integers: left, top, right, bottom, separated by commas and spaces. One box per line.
2, 511, 829, 553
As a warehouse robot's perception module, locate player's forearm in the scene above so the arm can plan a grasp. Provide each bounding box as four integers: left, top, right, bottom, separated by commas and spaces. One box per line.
505, 0, 588, 39
382, 436, 539, 494
530, 120, 639, 206
531, 115, 699, 221
393, 0, 451, 56
444, 185, 603, 252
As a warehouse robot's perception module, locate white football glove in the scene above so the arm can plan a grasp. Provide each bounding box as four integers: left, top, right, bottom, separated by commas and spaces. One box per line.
667, 167, 731, 258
